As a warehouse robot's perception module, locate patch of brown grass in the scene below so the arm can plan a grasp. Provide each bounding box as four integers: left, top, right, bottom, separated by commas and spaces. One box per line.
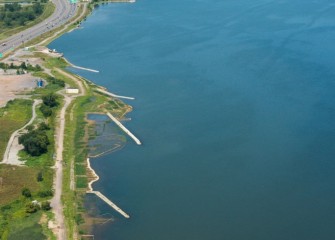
0, 164, 39, 205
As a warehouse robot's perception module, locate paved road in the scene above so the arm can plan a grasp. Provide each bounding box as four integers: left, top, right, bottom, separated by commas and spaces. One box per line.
0, 0, 77, 54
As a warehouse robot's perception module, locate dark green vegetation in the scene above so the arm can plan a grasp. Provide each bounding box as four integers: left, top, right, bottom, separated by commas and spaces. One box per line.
40, 93, 59, 117
0, 2, 45, 28
19, 123, 50, 156
0, 99, 32, 159
0, 62, 42, 74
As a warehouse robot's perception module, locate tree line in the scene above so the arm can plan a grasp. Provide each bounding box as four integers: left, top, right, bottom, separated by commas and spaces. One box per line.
0, 2, 45, 27
0, 62, 42, 74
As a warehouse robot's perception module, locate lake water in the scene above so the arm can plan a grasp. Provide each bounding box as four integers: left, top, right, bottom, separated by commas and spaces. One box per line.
49, 0, 335, 239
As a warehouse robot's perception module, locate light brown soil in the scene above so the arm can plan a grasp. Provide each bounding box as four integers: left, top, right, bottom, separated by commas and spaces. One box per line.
0, 73, 36, 107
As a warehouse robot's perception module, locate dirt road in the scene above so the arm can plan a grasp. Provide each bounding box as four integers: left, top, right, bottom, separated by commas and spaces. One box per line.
50, 69, 85, 240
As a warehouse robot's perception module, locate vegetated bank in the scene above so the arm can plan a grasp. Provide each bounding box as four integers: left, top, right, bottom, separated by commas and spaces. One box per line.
0, 48, 132, 239
0, 1, 134, 238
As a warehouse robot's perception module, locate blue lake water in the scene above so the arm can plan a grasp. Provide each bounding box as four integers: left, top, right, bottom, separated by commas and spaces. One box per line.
50, 0, 335, 239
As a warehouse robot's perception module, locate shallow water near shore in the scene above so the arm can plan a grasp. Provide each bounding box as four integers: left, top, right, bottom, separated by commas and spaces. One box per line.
50, 0, 335, 239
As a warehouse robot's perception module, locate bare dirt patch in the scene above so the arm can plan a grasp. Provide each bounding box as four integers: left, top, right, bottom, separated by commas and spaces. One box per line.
0, 73, 36, 107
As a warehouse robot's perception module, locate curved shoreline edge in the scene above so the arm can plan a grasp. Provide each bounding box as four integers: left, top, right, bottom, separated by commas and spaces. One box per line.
86, 157, 130, 218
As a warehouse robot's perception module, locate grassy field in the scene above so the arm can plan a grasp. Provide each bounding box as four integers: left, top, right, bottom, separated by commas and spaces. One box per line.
0, 99, 33, 160
0, 165, 39, 205
0, 2, 55, 41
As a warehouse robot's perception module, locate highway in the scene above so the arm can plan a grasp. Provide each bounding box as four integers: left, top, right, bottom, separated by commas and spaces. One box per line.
0, 0, 78, 55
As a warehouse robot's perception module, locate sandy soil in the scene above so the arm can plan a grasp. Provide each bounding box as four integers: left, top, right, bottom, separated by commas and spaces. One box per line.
0, 73, 36, 107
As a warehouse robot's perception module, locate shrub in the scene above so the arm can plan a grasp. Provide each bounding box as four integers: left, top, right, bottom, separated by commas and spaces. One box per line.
25, 202, 40, 213
37, 190, 53, 198
40, 104, 52, 117
42, 93, 58, 107
21, 188, 31, 198
18, 129, 50, 156
41, 201, 51, 211
37, 172, 43, 182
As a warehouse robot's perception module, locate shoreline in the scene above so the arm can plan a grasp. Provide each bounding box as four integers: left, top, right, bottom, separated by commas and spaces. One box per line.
86, 157, 130, 218
0, 0, 137, 238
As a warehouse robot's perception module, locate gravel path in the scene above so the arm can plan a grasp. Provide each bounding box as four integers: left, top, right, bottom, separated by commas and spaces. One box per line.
2, 99, 41, 165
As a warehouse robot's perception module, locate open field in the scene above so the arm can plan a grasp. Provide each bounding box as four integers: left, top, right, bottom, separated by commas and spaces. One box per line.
0, 164, 39, 205
0, 99, 32, 160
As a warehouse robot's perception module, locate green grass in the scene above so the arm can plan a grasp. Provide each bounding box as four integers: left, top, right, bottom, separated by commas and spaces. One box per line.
75, 164, 86, 175
8, 221, 45, 240
76, 177, 87, 189
0, 2, 55, 41
0, 99, 33, 160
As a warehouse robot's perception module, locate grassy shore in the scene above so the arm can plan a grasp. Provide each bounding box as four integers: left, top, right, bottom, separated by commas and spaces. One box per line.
0, 1, 133, 238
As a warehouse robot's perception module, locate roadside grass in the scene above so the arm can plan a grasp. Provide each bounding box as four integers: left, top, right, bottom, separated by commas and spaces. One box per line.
0, 99, 32, 160
0, 2, 55, 41
25, 3, 87, 47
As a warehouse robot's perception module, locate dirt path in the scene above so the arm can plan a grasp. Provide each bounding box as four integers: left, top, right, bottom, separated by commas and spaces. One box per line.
55, 68, 86, 95
50, 91, 71, 240
50, 69, 85, 240
2, 99, 41, 165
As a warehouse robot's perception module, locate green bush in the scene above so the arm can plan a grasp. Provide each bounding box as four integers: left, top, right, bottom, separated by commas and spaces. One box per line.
18, 129, 50, 156
41, 201, 51, 211
21, 188, 31, 198
25, 203, 40, 213
37, 190, 53, 198
40, 104, 52, 117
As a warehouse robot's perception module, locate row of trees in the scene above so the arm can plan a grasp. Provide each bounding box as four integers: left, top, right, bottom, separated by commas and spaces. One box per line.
0, 62, 42, 72
0, 2, 44, 27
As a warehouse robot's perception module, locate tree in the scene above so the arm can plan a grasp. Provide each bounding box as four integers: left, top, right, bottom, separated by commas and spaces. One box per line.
26, 202, 40, 213
38, 122, 50, 131
22, 188, 31, 198
37, 190, 53, 197
40, 104, 52, 117
42, 93, 58, 107
37, 172, 43, 182
32, 2, 43, 15
20, 61, 27, 69
41, 201, 51, 211
18, 130, 50, 156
